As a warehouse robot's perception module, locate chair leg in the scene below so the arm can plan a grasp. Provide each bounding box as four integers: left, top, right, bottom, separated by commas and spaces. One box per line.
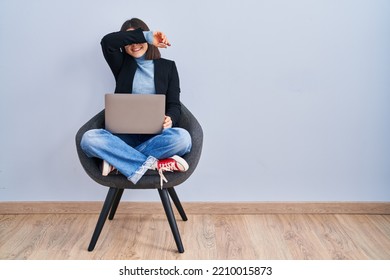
158, 188, 184, 253
167, 187, 188, 221
109, 188, 124, 220
88, 187, 117, 252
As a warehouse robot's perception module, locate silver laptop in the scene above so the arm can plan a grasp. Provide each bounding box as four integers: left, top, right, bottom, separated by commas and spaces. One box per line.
105, 94, 165, 134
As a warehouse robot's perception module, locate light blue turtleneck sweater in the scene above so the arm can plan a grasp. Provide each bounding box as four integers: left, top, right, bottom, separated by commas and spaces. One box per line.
132, 31, 156, 94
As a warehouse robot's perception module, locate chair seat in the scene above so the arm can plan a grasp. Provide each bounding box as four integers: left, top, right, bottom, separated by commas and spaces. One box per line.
98, 169, 180, 189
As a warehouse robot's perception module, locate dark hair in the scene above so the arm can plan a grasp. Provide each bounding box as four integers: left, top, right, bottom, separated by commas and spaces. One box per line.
120, 18, 161, 60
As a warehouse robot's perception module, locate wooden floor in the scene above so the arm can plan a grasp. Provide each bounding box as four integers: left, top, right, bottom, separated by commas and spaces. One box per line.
0, 213, 389, 260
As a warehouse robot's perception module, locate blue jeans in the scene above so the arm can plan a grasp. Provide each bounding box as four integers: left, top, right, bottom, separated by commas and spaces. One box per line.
80, 128, 192, 184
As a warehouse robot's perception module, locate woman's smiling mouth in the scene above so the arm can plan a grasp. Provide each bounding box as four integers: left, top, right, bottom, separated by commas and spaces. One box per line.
125, 42, 148, 58
131, 45, 143, 52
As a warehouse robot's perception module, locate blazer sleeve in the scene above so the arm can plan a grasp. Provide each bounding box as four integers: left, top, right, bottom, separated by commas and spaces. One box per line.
100, 28, 147, 80
166, 61, 181, 126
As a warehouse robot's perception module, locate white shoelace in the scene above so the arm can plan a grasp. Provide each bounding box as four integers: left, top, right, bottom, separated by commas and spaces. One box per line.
156, 161, 181, 188
158, 167, 173, 188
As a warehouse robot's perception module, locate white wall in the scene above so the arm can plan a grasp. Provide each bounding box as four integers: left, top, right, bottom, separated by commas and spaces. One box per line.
1, 0, 389, 202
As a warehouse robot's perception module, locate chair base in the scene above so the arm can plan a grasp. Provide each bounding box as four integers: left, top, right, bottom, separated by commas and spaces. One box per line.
88, 187, 186, 253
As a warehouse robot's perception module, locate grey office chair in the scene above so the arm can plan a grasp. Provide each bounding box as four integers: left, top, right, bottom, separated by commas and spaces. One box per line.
75, 103, 203, 253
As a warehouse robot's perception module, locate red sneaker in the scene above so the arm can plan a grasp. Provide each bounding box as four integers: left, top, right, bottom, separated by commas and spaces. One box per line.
155, 155, 189, 187
157, 155, 189, 172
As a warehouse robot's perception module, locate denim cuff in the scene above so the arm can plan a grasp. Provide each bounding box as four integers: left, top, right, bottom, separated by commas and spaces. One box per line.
128, 156, 157, 184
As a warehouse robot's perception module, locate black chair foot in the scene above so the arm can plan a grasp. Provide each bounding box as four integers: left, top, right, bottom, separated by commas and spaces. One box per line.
158, 188, 185, 253
88, 187, 117, 251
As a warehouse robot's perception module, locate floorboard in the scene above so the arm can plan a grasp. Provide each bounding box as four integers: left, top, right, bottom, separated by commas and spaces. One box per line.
0, 213, 389, 260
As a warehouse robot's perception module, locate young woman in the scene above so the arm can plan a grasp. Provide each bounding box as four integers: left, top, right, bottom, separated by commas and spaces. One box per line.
81, 18, 192, 187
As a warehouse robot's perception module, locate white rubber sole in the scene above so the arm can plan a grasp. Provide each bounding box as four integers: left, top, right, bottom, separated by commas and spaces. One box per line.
171, 155, 189, 172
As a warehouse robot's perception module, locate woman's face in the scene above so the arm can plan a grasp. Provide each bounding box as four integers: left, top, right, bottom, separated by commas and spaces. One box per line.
124, 27, 148, 58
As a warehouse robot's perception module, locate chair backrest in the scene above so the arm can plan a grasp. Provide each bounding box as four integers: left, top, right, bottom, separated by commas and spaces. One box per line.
75, 103, 203, 189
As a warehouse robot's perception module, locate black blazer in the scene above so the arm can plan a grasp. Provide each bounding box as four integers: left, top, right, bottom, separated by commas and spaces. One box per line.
101, 28, 181, 125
